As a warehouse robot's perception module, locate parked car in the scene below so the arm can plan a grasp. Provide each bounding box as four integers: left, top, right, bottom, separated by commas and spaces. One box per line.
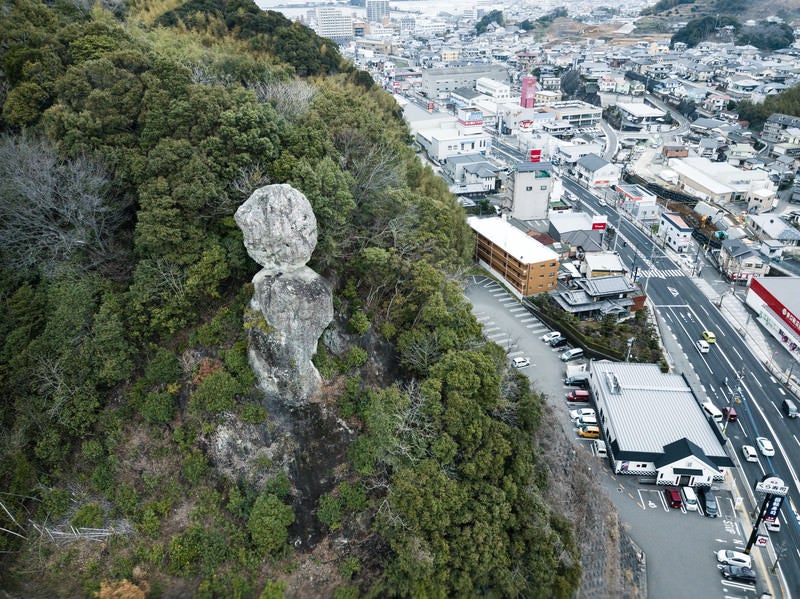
702, 330, 717, 343
511, 357, 530, 369
664, 487, 682, 509
721, 565, 756, 584
560, 348, 584, 362
549, 335, 568, 347
577, 426, 600, 439
756, 436, 775, 456
569, 408, 595, 422
741, 445, 758, 462
700, 487, 718, 517
716, 550, 752, 569
593, 439, 607, 457
542, 331, 562, 343
566, 390, 590, 402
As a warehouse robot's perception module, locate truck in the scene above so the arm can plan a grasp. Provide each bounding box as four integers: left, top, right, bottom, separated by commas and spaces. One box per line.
564, 362, 589, 387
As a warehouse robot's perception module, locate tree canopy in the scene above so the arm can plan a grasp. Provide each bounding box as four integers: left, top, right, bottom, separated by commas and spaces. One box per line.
0, 0, 581, 596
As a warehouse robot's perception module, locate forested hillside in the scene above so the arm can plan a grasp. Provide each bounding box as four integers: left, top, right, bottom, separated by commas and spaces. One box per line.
0, 0, 583, 597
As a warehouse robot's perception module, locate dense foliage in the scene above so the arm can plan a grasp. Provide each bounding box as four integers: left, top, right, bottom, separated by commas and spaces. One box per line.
640, 0, 695, 16
0, 0, 581, 596
670, 15, 795, 50
475, 9, 504, 35
669, 15, 740, 48
737, 84, 800, 130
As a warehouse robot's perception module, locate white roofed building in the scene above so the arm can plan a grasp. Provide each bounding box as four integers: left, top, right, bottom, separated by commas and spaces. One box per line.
467, 216, 559, 298
589, 362, 733, 483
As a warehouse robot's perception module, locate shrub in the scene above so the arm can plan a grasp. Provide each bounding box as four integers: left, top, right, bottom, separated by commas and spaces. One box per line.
140, 391, 176, 425
343, 347, 367, 371
348, 311, 370, 335
181, 450, 209, 484
71, 502, 104, 528
190, 370, 239, 413
316, 493, 342, 530
339, 481, 367, 512
240, 402, 268, 424
247, 493, 295, 556
339, 556, 361, 580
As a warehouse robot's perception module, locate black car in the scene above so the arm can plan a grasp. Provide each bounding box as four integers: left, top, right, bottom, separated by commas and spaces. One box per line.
721, 565, 756, 583
700, 487, 718, 518
549, 336, 568, 348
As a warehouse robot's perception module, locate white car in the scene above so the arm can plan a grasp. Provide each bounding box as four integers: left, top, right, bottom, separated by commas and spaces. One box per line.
542, 331, 562, 343
756, 437, 775, 457
741, 445, 759, 462
598, 198, 607, 207
511, 357, 530, 369
569, 408, 596, 422
716, 550, 752, 569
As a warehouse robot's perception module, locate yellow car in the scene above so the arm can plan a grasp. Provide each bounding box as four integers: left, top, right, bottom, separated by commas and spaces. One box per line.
702, 330, 716, 343
578, 426, 600, 439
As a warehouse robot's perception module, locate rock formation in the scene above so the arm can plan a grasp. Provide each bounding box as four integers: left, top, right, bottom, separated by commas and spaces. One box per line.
235, 184, 333, 407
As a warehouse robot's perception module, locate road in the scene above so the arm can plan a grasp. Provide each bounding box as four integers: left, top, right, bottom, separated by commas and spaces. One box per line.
568, 177, 800, 597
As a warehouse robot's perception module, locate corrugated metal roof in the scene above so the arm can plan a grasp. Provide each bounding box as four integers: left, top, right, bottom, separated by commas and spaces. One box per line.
591, 362, 728, 459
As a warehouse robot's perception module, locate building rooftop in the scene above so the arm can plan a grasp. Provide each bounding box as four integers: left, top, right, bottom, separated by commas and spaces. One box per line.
661, 212, 692, 230
467, 216, 559, 264
591, 362, 731, 464
616, 102, 665, 118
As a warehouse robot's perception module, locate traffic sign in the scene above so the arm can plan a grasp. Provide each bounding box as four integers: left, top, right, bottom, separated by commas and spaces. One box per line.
755, 535, 769, 547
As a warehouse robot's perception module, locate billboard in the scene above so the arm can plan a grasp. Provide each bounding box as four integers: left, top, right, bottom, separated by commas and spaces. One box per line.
529, 149, 542, 162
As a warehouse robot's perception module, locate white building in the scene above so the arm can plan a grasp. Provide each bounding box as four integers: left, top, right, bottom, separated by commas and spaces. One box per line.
658, 212, 692, 253
507, 162, 555, 221
475, 77, 511, 101
315, 7, 353, 43
574, 154, 620, 188
365, 0, 389, 23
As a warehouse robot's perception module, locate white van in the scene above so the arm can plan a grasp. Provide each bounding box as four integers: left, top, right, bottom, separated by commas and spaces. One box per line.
702, 401, 723, 423
578, 414, 598, 427
560, 348, 584, 362
682, 486, 698, 511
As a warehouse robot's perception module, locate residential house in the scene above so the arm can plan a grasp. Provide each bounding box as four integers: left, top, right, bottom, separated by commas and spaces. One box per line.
616, 184, 660, 223
574, 154, 621, 188
762, 113, 800, 144
548, 212, 606, 254
717, 238, 769, 283
746, 214, 800, 247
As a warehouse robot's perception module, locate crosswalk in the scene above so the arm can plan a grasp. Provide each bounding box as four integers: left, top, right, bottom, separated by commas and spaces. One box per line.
636, 267, 683, 279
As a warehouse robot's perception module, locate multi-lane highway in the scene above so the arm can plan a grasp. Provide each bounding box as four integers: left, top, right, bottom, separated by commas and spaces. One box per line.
567, 177, 800, 595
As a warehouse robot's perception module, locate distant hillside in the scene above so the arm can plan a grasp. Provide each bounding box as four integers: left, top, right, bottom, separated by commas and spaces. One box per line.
635, 0, 800, 35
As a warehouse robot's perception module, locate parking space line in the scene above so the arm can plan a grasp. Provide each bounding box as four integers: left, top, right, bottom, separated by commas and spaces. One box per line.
520, 317, 536, 322
509, 307, 525, 313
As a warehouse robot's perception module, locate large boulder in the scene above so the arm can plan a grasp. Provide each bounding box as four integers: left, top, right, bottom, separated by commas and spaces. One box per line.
235, 184, 333, 407
234, 183, 318, 274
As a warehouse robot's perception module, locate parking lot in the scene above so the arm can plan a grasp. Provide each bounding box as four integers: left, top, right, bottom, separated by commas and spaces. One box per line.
465, 275, 763, 599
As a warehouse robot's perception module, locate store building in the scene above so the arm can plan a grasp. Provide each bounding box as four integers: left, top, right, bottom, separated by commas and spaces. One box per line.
745, 277, 800, 362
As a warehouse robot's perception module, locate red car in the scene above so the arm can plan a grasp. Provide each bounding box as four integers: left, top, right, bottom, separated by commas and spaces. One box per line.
566, 390, 590, 402
664, 487, 682, 509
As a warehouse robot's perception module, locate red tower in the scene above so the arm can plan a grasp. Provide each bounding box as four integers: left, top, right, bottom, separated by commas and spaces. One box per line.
521, 76, 537, 108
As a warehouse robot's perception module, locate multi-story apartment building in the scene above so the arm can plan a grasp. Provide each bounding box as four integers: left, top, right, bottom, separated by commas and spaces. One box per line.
365, 0, 389, 23
315, 7, 353, 43
467, 216, 559, 298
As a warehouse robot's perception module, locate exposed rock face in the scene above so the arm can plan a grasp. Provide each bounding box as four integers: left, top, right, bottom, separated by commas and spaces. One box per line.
235, 184, 333, 407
